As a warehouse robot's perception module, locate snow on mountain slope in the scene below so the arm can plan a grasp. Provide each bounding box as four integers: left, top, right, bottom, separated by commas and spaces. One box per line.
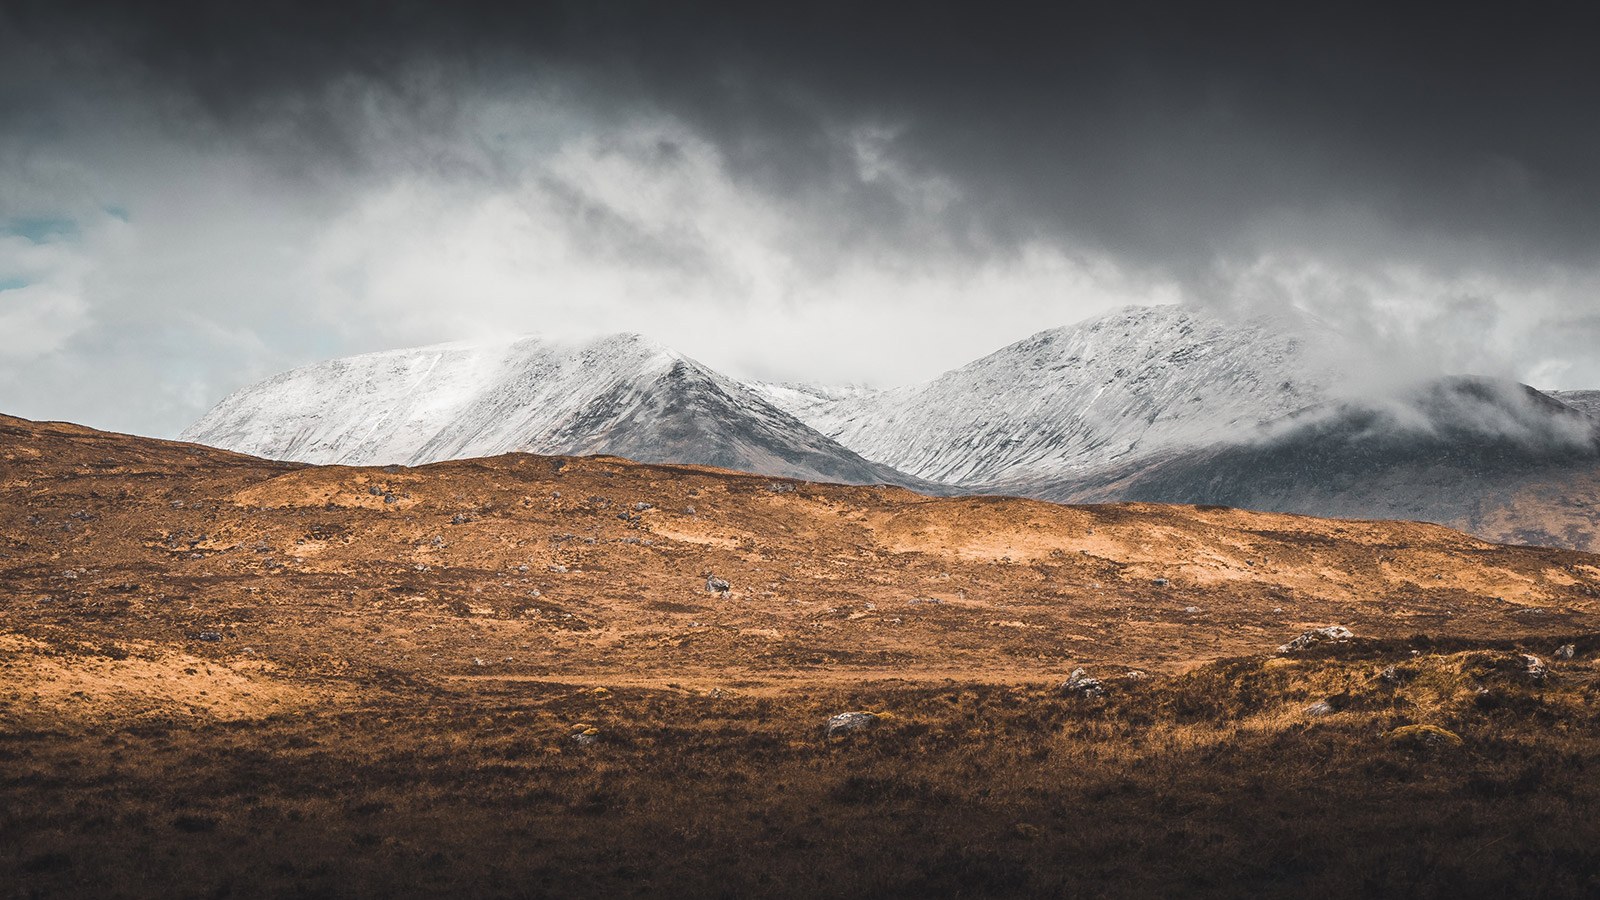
1039, 377, 1600, 552
754, 305, 1335, 486
181, 333, 922, 486
741, 382, 885, 439
1551, 390, 1600, 420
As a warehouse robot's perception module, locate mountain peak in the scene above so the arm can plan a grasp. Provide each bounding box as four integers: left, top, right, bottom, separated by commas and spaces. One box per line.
179, 331, 913, 485
762, 303, 1332, 486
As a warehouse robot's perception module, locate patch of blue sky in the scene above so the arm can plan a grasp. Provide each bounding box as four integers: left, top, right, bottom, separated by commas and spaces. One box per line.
0, 276, 28, 292
1, 217, 79, 243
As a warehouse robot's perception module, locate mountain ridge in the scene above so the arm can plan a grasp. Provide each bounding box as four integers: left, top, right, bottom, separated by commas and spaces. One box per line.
1039, 376, 1600, 552
178, 306, 1600, 552
181, 332, 928, 488
750, 304, 1336, 486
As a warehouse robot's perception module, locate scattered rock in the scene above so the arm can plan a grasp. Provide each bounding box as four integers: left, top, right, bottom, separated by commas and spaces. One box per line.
1059, 668, 1105, 699
1183, 605, 1202, 614
706, 575, 731, 595
1555, 644, 1577, 661
1277, 626, 1355, 654
1388, 724, 1462, 748
767, 482, 797, 494
570, 726, 600, 746
549, 564, 569, 573
1522, 654, 1548, 681
633, 502, 653, 511
367, 485, 382, 496
1122, 670, 1149, 681
450, 513, 472, 525
683, 505, 697, 516
907, 597, 943, 605
1152, 578, 1170, 587
1378, 665, 1406, 685
825, 711, 880, 738
1304, 699, 1337, 717
195, 631, 223, 642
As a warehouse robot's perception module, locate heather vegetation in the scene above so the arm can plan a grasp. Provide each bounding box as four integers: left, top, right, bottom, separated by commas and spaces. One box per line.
6, 636, 1599, 898
5, 414, 1600, 896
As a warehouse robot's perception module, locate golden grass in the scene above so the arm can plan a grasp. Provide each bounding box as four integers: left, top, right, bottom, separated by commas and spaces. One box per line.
6, 414, 1600, 895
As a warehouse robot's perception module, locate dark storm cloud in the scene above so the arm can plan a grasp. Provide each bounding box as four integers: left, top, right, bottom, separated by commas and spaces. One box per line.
9, 0, 1600, 273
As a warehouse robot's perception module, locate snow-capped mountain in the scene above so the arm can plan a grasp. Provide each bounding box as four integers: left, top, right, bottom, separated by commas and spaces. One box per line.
751, 305, 1335, 487
1044, 377, 1600, 551
181, 332, 921, 486
741, 381, 883, 438
178, 308, 1600, 552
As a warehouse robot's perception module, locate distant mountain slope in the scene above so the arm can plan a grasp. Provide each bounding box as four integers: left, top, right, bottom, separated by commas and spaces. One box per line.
1552, 390, 1600, 419
1043, 377, 1600, 552
740, 382, 884, 438
752, 305, 1334, 486
181, 333, 923, 486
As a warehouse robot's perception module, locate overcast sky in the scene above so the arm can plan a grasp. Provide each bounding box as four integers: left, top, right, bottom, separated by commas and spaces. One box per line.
4, 1, 1600, 437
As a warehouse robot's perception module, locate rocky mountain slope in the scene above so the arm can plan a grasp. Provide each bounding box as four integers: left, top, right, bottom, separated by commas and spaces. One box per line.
1553, 389, 1600, 419
749, 304, 1335, 486
1045, 377, 1600, 551
182, 333, 921, 487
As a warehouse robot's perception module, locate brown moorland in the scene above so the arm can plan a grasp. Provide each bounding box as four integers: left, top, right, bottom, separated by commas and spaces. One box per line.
4, 413, 1600, 897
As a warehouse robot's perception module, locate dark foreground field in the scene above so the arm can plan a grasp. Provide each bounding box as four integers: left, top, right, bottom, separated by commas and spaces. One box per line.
4, 414, 1600, 897
7, 636, 1600, 899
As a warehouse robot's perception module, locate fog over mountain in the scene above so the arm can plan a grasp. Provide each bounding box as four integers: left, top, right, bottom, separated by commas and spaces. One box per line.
1046, 377, 1600, 552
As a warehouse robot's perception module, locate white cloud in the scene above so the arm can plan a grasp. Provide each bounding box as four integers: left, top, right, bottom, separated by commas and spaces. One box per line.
2, 69, 1598, 441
